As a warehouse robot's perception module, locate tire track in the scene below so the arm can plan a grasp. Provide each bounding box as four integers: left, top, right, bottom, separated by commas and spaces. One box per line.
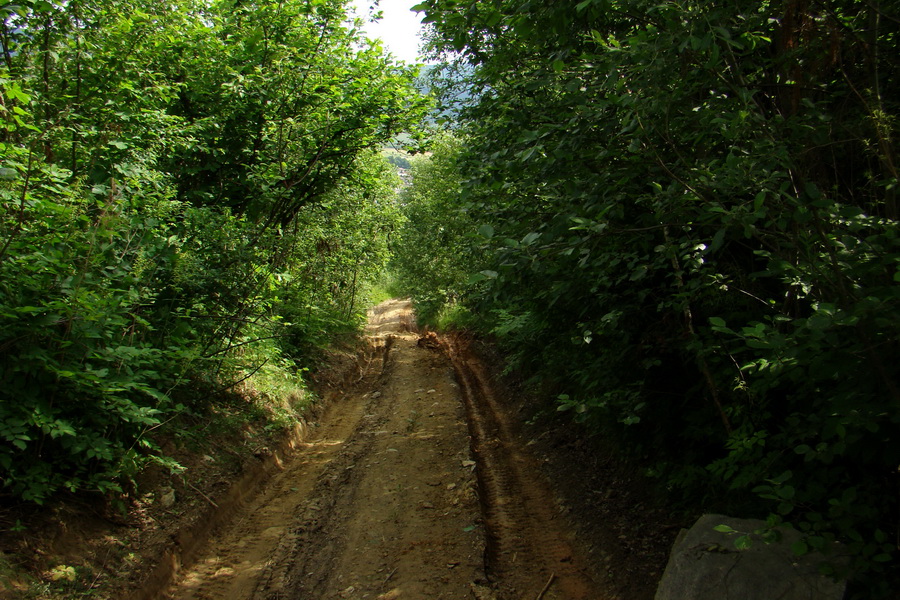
253, 358, 397, 599
262, 305, 484, 599
157, 300, 607, 600
162, 337, 394, 600
445, 334, 607, 600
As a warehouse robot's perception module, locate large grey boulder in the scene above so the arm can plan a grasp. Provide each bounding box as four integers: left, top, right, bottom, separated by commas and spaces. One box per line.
655, 514, 846, 600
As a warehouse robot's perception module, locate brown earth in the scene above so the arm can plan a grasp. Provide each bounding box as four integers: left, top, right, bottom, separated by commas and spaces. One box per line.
0, 299, 681, 600
165, 299, 485, 600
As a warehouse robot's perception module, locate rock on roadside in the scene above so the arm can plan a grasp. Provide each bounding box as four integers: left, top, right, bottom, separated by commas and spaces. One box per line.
655, 514, 846, 600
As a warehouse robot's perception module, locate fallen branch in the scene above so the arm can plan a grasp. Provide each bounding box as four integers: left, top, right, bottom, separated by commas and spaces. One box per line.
187, 481, 219, 509
536, 573, 556, 600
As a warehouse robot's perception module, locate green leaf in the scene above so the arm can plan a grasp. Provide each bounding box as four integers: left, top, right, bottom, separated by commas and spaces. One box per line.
478, 224, 494, 238
770, 471, 793, 485
791, 540, 809, 556
710, 228, 726, 252
522, 232, 541, 245
713, 524, 736, 533
734, 535, 752, 550
753, 191, 766, 210
777, 502, 793, 515
776, 485, 795, 500
804, 182, 821, 200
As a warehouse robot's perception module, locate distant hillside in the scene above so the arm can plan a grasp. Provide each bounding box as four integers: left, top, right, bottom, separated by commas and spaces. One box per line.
416, 62, 477, 125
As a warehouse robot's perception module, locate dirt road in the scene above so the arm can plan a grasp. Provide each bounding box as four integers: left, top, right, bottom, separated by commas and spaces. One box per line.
162, 299, 607, 600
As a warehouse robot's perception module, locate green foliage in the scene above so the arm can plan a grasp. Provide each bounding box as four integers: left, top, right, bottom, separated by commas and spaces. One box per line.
391, 134, 486, 325
365, 267, 408, 307
275, 151, 404, 358
430, 301, 477, 331
414, 0, 900, 590
0, 0, 423, 503
383, 151, 412, 170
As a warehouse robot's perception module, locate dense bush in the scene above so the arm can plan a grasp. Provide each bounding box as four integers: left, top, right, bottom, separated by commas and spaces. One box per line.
391, 135, 485, 325
407, 0, 899, 592
0, 0, 425, 504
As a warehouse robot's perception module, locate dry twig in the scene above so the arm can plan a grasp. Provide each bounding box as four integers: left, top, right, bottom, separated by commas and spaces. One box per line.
535, 573, 556, 600
187, 481, 219, 508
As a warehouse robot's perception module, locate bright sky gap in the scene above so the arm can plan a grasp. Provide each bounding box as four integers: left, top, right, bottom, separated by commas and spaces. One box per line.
350, 0, 428, 64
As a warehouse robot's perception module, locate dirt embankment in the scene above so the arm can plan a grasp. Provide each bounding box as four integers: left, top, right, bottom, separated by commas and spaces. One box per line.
159, 299, 619, 600
3, 299, 677, 599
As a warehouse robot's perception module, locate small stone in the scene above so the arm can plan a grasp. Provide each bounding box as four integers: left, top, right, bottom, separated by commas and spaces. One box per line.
427, 389, 436, 394
446, 483, 457, 490
471, 583, 498, 600
371, 391, 382, 398
461, 460, 476, 468
159, 487, 176, 508
377, 589, 402, 600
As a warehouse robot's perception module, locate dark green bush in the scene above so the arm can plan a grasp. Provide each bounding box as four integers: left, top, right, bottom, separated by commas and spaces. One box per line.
409, 0, 899, 591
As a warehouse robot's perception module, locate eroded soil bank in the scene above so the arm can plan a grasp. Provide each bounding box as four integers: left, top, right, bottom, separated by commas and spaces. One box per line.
159, 299, 623, 600
3, 299, 676, 599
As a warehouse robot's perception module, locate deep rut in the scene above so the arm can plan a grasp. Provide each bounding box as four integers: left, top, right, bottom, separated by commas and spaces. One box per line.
159, 300, 607, 600
445, 335, 606, 600
162, 337, 395, 600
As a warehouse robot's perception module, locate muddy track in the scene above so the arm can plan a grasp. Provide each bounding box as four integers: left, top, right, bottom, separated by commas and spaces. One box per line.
159, 300, 609, 600
160, 336, 396, 600
444, 335, 607, 600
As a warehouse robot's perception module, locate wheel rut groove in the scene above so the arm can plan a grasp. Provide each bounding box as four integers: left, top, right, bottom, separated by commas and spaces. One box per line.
158, 300, 608, 600
445, 334, 607, 600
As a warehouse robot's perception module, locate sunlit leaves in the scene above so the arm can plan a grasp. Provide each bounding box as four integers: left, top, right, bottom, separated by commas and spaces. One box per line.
0, 0, 422, 504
